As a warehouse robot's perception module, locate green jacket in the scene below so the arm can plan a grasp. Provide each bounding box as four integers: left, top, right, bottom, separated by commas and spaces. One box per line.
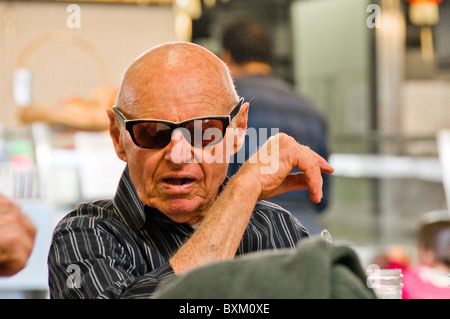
152, 236, 376, 299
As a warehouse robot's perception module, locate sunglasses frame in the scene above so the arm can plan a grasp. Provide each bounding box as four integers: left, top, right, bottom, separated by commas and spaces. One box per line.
113, 98, 244, 149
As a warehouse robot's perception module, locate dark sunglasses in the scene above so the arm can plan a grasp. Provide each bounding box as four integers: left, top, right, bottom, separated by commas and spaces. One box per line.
113, 98, 244, 149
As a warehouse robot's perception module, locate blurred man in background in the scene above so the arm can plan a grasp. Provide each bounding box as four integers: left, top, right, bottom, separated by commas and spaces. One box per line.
222, 19, 330, 234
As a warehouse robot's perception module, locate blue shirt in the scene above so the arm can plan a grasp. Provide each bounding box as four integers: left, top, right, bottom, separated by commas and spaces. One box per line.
228, 74, 330, 212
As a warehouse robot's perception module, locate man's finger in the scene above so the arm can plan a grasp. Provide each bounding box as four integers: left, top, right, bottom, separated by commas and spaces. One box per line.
283, 173, 309, 193
281, 172, 323, 204
302, 146, 334, 174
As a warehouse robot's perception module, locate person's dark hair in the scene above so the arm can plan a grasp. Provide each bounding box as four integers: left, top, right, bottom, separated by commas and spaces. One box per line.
418, 220, 450, 267
222, 19, 272, 65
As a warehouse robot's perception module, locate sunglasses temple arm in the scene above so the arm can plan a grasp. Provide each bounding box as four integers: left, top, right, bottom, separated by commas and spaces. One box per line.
229, 98, 244, 122
113, 107, 126, 127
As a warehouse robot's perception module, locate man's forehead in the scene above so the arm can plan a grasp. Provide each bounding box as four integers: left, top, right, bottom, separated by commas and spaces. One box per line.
119, 73, 231, 109
119, 95, 232, 120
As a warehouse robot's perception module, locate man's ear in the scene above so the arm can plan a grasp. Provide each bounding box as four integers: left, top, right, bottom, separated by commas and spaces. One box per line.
231, 102, 249, 155
107, 109, 127, 162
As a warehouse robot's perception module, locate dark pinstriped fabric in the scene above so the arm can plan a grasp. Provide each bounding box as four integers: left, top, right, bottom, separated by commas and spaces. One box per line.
48, 167, 309, 299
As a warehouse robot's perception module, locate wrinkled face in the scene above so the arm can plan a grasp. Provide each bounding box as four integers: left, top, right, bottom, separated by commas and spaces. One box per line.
109, 43, 248, 224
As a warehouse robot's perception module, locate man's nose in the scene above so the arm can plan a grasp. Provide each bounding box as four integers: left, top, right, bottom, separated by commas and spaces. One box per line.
164, 129, 194, 165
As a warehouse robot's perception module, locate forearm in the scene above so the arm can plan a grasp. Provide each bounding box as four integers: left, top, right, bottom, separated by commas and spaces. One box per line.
170, 170, 261, 274
170, 133, 334, 274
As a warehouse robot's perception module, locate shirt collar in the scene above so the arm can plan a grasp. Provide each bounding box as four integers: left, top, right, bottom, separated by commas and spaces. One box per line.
113, 165, 146, 231
113, 165, 230, 232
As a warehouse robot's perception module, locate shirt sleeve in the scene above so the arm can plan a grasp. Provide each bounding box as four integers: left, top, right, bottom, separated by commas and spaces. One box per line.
98, 264, 175, 299
48, 216, 175, 299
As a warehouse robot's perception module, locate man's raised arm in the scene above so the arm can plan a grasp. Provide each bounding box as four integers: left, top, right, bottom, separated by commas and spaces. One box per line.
170, 133, 333, 274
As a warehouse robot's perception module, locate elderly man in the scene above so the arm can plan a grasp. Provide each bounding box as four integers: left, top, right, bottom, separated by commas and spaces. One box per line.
48, 42, 333, 299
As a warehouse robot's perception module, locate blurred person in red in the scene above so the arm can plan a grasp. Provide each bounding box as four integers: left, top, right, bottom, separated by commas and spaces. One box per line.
402, 219, 450, 299
0, 195, 36, 276
369, 245, 411, 272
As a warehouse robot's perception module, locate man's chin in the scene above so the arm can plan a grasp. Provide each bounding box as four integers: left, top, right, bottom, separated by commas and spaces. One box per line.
155, 198, 203, 224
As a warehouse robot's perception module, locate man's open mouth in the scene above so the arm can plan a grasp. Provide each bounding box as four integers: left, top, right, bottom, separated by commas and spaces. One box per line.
163, 178, 195, 186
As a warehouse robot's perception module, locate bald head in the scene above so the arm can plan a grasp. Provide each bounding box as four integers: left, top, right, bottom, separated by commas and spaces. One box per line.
116, 42, 239, 116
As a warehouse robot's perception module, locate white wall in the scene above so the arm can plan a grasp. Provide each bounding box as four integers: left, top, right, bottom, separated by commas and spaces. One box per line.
291, 0, 372, 135
0, 1, 177, 128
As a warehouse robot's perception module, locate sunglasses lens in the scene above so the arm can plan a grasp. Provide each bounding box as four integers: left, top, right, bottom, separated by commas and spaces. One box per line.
132, 122, 172, 148
117, 99, 241, 149
185, 119, 226, 146
130, 119, 228, 149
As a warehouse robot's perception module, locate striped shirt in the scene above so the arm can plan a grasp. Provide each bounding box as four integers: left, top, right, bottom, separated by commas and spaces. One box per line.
48, 166, 309, 299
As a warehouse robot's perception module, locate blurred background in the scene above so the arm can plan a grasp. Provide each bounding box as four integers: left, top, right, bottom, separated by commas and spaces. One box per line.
0, 0, 449, 298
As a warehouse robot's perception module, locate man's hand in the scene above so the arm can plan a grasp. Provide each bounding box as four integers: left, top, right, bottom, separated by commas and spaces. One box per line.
237, 133, 334, 203
0, 195, 36, 276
